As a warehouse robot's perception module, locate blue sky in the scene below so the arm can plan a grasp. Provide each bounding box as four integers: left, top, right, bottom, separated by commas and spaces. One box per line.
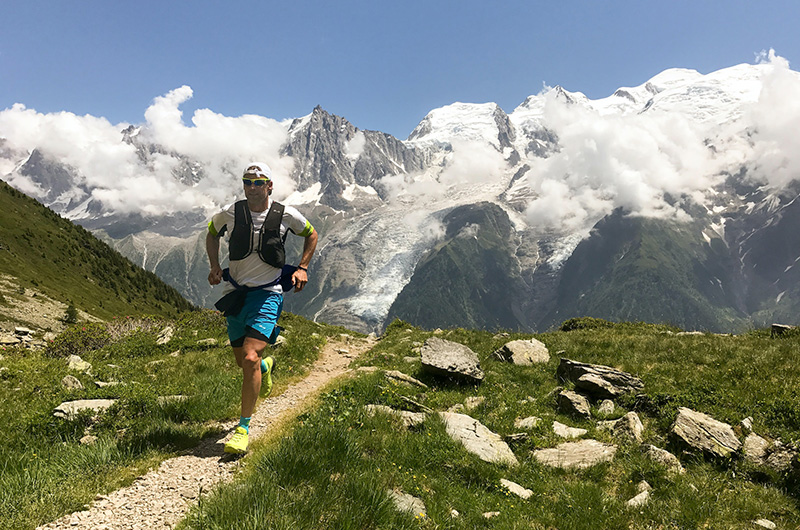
1, 1, 798, 139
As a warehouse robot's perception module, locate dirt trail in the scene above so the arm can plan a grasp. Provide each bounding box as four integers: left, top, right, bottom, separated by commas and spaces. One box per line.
37, 335, 375, 530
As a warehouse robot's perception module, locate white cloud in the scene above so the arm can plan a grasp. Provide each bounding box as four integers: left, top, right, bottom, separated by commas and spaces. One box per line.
0, 87, 294, 216
343, 131, 366, 160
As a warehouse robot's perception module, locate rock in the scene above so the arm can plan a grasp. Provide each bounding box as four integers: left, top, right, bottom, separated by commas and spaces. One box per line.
79, 434, 98, 445
439, 412, 519, 466
741, 416, 754, 433
532, 439, 617, 470
483, 511, 501, 519
754, 518, 777, 529
493, 338, 549, 365
53, 399, 117, 420
357, 366, 379, 373
637, 480, 652, 493
158, 395, 188, 406
505, 433, 530, 443
384, 370, 428, 389
464, 396, 485, 410
765, 443, 797, 473
67, 355, 92, 374
557, 390, 591, 418
514, 416, 542, 429
626, 490, 651, 508
771, 323, 794, 338
553, 421, 587, 439
196, 338, 217, 346
156, 326, 174, 345
671, 407, 741, 458
61, 375, 84, 390
500, 478, 533, 499
597, 399, 615, 416
450, 509, 460, 518
448, 403, 465, 413
420, 337, 484, 383
95, 380, 122, 388
743, 433, 770, 465
169, 350, 181, 357
403, 356, 418, 363
597, 419, 620, 432
0, 334, 21, 346
365, 405, 426, 428
614, 412, 644, 443
557, 358, 644, 399
642, 444, 685, 475
14, 326, 33, 336
387, 489, 426, 517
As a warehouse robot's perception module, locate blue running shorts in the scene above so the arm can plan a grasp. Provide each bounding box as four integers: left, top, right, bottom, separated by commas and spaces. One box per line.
226, 290, 283, 346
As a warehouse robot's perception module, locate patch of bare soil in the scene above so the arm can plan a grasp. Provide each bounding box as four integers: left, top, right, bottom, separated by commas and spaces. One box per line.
36, 335, 376, 530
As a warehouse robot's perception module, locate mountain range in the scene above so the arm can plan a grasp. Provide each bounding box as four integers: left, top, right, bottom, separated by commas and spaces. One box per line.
2, 57, 799, 333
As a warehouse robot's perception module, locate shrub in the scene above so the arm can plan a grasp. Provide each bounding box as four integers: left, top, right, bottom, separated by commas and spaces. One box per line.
45, 323, 111, 358
559, 316, 615, 332
62, 302, 79, 324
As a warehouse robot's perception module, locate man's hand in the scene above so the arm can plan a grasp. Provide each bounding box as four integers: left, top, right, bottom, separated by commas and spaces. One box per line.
208, 265, 223, 285
291, 268, 308, 292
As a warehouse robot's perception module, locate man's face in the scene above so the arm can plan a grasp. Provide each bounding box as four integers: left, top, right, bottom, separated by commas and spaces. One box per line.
243, 178, 271, 201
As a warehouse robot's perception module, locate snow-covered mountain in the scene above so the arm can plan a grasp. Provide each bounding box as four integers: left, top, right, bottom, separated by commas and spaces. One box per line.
2, 55, 799, 332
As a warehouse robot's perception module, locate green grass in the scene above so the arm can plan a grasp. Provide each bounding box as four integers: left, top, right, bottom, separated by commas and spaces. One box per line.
0, 309, 339, 530
179, 319, 800, 530
0, 179, 193, 319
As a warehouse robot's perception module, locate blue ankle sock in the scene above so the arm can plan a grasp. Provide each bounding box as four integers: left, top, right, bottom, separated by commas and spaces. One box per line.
239, 416, 251, 432
260, 359, 268, 374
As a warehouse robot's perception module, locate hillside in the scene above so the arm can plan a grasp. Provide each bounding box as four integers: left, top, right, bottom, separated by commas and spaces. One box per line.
0, 179, 194, 327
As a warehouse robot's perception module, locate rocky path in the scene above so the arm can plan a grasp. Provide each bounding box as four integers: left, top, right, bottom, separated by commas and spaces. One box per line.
37, 335, 375, 530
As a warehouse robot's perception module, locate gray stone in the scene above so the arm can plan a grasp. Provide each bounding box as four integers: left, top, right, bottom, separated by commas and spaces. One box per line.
754, 518, 777, 529
156, 326, 174, 345
614, 412, 644, 443
196, 338, 217, 346
357, 366, 380, 373
67, 355, 92, 374
557, 390, 591, 418
741, 416, 754, 433
95, 380, 122, 388
626, 489, 651, 508
384, 370, 428, 389
439, 412, 519, 466
671, 407, 741, 458
61, 375, 84, 390
765, 443, 797, 473
500, 478, 533, 499
557, 358, 643, 399
365, 405, 427, 428
532, 439, 617, 469
553, 421, 587, 439
79, 434, 98, 445
642, 444, 685, 475
54, 399, 117, 420
514, 416, 542, 430
387, 490, 426, 517
493, 338, 550, 365
14, 326, 33, 336
597, 399, 615, 416
421, 337, 484, 383
743, 433, 770, 465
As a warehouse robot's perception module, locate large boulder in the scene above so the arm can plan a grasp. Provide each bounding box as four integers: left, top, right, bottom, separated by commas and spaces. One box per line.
614, 412, 644, 443
532, 439, 617, 470
557, 358, 643, 399
493, 338, 549, 365
670, 407, 741, 458
421, 338, 484, 383
439, 412, 518, 466
642, 444, 685, 475
557, 390, 591, 418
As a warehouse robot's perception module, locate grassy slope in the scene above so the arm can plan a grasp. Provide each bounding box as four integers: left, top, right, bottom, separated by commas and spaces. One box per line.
181, 320, 800, 530
0, 179, 193, 320
0, 311, 353, 530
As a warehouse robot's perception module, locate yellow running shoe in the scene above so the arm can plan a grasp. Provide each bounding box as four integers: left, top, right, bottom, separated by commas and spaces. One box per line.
224, 426, 249, 454
263, 356, 274, 397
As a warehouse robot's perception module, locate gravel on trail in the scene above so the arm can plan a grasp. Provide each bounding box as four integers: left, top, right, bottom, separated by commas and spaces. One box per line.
37, 336, 375, 530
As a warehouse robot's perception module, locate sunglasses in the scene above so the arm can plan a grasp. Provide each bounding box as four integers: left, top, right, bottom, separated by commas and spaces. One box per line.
242, 178, 269, 186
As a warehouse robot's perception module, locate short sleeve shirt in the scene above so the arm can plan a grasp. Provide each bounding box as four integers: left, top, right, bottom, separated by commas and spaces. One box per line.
208, 199, 313, 293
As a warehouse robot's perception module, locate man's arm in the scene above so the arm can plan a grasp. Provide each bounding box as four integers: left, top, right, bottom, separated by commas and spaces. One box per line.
291, 229, 318, 292
206, 231, 223, 285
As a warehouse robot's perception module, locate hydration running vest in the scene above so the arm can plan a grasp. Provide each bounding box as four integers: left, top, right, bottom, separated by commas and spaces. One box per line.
228, 200, 287, 268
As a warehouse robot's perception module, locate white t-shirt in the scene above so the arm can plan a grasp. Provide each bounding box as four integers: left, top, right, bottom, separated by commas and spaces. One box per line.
209, 199, 313, 293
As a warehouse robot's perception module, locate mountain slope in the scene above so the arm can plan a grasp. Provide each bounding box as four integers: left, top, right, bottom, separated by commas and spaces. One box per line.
0, 179, 194, 320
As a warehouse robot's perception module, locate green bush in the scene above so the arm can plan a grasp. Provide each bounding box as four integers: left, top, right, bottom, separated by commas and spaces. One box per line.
45, 323, 111, 358
559, 316, 615, 331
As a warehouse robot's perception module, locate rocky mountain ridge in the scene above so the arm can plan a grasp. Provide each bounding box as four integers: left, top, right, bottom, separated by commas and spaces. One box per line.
2, 59, 799, 332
